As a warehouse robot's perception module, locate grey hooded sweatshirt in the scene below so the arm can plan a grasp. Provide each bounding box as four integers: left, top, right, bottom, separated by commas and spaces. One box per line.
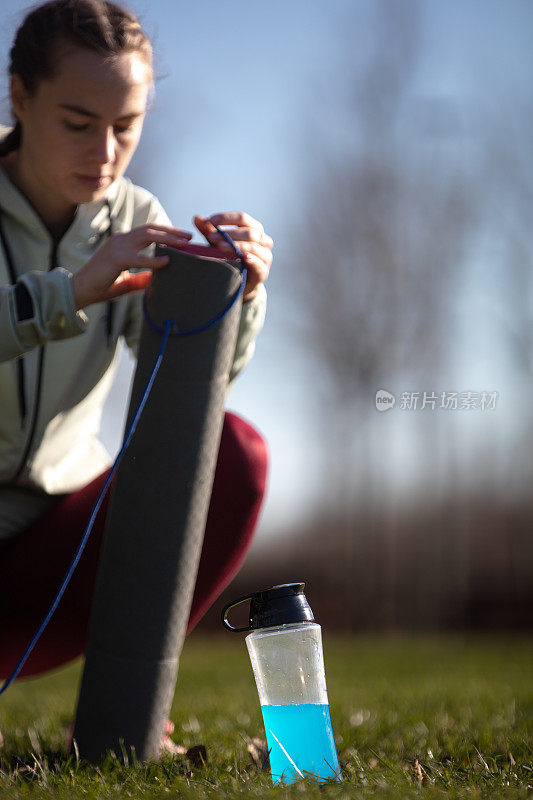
0, 148, 266, 539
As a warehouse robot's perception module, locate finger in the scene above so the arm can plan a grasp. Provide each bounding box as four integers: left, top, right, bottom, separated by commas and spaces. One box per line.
193, 214, 214, 232
134, 230, 190, 248
131, 229, 191, 250
242, 252, 270, 282
230, 229, 273, 248
129, 253, 170, 270
242, 272, 261, 302
193, 215, 236, 253
193, 214, 219, 240
233, 240, 273, 266
194, 218, 271, 260
218, 230, 273, 249
243, 285, 260, 302
103, 270, 152, 300
205, 226, 273, 250
207, 212, 264, 233
134, 223, 193, 238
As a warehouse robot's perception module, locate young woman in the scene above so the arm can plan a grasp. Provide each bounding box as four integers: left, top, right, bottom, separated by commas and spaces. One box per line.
0, 0, 272, 752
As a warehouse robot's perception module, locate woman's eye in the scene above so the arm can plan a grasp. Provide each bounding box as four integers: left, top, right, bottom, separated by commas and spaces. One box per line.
114, 125, 135, 136
64, 121, 89, 132
62, 120, 136, 136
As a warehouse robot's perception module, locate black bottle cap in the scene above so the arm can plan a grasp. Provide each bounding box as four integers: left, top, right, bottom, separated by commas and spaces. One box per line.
221, 582, 314, 632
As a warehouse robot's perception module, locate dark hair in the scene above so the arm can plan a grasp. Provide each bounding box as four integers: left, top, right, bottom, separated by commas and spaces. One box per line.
1, 0, 152, 155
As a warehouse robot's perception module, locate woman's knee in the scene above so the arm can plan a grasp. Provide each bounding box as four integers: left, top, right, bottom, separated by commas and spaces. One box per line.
220, 412, 269, 498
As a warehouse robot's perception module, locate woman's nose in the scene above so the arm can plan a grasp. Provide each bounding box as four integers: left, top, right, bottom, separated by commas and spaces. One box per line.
91, 128, 116, 165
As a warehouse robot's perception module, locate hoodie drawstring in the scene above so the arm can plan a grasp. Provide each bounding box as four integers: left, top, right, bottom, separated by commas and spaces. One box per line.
105, 200, 114, 346
0, 214, 28, 427
0, 199, 114, 478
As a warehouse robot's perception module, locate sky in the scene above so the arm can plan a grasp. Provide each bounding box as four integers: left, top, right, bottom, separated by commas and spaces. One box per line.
1, 0, 532, 539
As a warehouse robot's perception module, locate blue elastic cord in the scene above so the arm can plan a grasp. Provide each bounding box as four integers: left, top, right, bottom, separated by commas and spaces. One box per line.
142, 226, 247, 336
0, 225, 247, 697
0, 321, 172, 696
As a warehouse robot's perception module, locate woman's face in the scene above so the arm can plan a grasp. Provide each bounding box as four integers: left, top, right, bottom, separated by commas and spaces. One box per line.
11, 46, 151, 208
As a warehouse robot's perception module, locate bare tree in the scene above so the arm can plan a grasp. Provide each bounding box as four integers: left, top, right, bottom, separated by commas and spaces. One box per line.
290, 0, 481, 627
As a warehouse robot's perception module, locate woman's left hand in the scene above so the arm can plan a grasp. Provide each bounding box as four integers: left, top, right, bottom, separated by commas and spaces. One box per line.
193, 212, 273, 302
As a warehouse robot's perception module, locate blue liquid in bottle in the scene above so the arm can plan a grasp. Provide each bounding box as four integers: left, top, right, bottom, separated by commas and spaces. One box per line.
261, 703, 341, 784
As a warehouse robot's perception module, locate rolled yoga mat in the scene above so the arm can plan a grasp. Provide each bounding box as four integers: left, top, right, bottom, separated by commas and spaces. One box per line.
72, 243, 244, 763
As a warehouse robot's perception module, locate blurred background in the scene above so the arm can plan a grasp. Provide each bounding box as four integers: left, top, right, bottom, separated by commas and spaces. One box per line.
2, 0, 532, 632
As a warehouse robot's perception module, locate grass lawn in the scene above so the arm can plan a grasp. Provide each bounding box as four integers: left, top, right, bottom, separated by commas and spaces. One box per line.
0, 635, 531, 798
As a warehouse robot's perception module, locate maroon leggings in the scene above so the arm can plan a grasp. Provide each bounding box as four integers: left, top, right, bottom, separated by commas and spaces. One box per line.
0, 412, 268, 680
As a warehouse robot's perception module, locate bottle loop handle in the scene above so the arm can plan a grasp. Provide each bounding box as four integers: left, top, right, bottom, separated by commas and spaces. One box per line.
221, 592, 255, 632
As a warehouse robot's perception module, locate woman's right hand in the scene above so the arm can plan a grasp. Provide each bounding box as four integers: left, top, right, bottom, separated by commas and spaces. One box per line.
71, 224, 193, 310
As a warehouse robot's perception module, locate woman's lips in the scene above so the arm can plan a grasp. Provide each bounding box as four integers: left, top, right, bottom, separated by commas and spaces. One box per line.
76, 174, 112, 189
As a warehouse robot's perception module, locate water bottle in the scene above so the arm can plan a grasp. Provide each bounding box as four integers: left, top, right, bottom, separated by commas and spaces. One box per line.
222, 582, 342, 785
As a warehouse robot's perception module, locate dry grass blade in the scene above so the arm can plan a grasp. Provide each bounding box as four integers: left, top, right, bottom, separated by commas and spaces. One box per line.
28, 728, 42, 755
413, 758, 423, 783
475, 748, 490, 773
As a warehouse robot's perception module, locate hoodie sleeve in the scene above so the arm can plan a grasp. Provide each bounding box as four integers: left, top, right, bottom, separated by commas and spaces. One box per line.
123, 192, 267, 385
0, 268, 88, 363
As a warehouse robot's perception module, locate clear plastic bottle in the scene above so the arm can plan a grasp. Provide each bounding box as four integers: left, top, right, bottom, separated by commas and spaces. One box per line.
222, 583, 341, 785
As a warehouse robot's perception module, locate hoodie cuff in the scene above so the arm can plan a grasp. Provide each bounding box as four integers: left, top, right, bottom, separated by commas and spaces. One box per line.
14, 268, 88, 348
229, 282, 267, 383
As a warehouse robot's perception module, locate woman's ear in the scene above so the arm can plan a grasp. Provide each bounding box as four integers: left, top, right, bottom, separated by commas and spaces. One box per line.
10, 74, 29, 122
